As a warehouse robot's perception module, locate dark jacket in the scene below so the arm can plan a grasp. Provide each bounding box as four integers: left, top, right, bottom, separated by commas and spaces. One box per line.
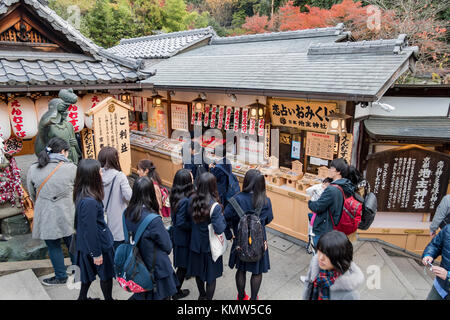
184, 154, 209, 182
125, 209, 174, 280
422, 224, 450, 293
210, 162, 232, 206
75, 197, 114, 258
308, 178, 355, 239
190, 200, 227, 254
171, 197, 192, 247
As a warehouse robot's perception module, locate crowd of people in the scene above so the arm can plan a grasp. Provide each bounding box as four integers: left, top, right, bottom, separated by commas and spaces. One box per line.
25, 137, 449, 300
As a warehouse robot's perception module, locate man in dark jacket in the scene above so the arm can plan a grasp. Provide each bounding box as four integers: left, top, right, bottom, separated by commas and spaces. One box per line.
422, 224, 450, 300
308, 159, 356, 246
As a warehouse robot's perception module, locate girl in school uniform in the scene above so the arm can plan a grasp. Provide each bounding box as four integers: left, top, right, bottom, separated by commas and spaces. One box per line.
169, 169, 195, 300
124, 176, 179, 300
188, 172, 227, 300
73, 159, 115, 300
224, 169, 274, 300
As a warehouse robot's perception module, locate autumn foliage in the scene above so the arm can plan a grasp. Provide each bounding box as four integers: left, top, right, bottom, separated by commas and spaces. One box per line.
242, 0, 449, 80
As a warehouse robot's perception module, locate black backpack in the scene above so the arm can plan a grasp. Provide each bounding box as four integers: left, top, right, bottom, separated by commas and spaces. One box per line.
357, 181, 378, 230
228, 196, 265, 263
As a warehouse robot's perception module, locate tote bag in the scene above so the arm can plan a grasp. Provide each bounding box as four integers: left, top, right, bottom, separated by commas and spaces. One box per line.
208, 202, 227, 262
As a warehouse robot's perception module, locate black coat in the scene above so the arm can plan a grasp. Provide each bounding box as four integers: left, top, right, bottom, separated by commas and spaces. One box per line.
210, 163, 232, 206
171, 197, 192, 247
75, 197, 114, 258
308, 178, 355, 240
422, 225, 450, 293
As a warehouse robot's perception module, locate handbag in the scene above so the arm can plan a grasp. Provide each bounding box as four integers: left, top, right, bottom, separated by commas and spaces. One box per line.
208, 202, 227, 262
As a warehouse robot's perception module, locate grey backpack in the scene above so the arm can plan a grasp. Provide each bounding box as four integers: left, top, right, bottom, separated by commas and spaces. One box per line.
228, 196, 265, 263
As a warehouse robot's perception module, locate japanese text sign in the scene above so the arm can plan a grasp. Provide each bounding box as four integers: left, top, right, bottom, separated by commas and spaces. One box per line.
305, 132, 335, 160
269, 99, 338, 132
366, 145, 450, 215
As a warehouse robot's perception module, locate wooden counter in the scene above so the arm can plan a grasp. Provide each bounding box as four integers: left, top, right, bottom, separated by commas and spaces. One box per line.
235, 175, 311, 243
131, 145, 182, 187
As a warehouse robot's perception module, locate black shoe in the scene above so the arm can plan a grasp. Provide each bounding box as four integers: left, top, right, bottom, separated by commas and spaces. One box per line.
42, 276, 68, 286
172, 289, 190, 300
198, 295, 207, 300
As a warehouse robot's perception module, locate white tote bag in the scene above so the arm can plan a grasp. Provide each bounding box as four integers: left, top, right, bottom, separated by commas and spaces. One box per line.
208, 202, 227, 262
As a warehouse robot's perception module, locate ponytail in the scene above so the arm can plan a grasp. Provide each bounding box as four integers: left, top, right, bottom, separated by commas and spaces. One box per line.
37, 137, 70, 168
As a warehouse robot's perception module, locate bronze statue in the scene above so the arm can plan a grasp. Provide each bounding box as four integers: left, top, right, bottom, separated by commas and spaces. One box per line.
35, 89, 81, 164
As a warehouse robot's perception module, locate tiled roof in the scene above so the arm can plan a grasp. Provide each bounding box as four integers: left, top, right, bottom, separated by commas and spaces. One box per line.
107, 27, 216, 59
143, 30, 417, 101
0, 0, 152, 88
0, 52, 148, 87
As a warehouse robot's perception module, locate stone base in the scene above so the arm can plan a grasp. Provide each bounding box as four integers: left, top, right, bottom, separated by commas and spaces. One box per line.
0, 234, 48, 262
1, 214, 30, 237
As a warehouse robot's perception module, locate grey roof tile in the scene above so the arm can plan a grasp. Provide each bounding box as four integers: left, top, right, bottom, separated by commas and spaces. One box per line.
0, 0, 151, 87
145, 31, 416, 101
107, 27, 216, 59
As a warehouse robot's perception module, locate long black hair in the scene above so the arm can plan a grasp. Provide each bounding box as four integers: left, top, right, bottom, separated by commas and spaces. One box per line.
170, 169, 195, 214
138, 159, 163, 186
37, 137, 69, 168
242, 169, 267, 210
330, 158, 362, 186
98, 146, 122, 171
316, 230, 353, 274
125, 176, 160, 223
73, 159, 104, 203
191, 172, 220, 223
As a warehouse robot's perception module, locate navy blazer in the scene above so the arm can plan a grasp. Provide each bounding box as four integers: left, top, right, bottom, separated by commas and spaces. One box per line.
125, 209, 174, 280
224, 192, 274, 242
210, 163, 232, 206
184, 154, 209, 182
171, 197, 192, 247
75, 197, 114, 258
189, 200, 227, 254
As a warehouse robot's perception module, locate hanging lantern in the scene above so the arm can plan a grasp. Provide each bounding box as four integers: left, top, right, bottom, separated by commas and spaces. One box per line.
81, 94, 106, 129
119, 92, 132, 105
192, 95, 206, 114
66, 102, 85, 133
326, 113, 351, 135
35, 96, 53, 122
0, 101, 11, 140
8, 97, 38, 139
152, 93, 163, 108
247, 99, 266, 120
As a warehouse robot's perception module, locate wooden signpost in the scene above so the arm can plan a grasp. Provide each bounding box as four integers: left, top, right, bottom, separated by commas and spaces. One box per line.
85, 97, 132, 175
366, 145, 450, 217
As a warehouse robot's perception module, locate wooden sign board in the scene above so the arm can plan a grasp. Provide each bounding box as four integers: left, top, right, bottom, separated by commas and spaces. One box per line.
269, 99, 338, 133
338, 132, 353, 164
80, 128, 95, 159
85, 97, 132, 176
305, 132, 335, 160
366, 145, 450, 215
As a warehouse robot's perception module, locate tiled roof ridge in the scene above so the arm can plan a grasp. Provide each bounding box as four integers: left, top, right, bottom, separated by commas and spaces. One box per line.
211, 23, 348, 45
119, 26, 216, 45
308, 34, 419, 56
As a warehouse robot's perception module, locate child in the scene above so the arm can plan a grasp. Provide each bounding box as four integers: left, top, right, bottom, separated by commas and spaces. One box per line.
306, 178, 333, 254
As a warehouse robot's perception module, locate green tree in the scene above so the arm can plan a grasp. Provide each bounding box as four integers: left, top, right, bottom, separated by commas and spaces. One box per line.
162, 0, 198, 32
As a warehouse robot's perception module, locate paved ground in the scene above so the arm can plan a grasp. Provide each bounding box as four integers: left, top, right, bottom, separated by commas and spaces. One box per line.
2, 154, 435, 300
28, 229, 433, 301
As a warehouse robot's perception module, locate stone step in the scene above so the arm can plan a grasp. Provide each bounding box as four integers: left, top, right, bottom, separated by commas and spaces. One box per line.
390, 256, 433, 291
0, 269, 51, 300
